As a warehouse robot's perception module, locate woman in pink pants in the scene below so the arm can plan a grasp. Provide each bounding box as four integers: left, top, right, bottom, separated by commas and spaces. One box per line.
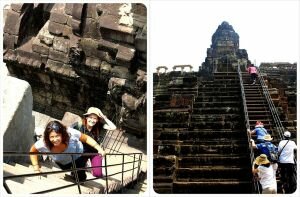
71, 107, 116, 177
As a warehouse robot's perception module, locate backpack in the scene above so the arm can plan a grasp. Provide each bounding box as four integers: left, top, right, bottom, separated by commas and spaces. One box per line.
266, 143, 278, 163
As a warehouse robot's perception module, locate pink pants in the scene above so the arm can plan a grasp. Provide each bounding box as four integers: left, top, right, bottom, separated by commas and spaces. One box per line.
90, 154, 103, 177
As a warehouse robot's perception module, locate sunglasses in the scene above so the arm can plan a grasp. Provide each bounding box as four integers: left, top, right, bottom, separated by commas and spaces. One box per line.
47, 122, 62, 131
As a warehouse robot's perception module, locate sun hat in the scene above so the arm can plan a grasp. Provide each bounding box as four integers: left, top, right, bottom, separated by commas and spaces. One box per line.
284, 131, 291, 138
264, 134, 273, 141
83, 107, 102, 118
255, 154, 270, 165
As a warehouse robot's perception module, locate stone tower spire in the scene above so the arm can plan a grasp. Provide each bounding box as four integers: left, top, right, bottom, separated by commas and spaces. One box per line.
201, 21, 248, 74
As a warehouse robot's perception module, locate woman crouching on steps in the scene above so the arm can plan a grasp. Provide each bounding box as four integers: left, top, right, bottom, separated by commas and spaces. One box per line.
29, 120, 105, 181
71, 107, 116, 177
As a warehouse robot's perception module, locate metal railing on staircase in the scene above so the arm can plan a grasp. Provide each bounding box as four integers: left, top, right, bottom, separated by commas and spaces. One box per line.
256, 68, 297, 187
237, 65, 261, 193
3, 151, 143, 194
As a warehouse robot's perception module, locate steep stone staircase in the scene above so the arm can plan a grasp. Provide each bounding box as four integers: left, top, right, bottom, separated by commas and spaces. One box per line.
153, 72, 253, 193
241, 71, 285, 193
3, 111, 147, 194
3, 153, 144, 194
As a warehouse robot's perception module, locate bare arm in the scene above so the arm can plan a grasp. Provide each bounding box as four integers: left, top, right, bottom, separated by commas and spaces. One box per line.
80, 134, 105, 156
29, 145, 41, 172
102, 116, 117, 130
98, 109, 116, 130
248, 129, 255, 135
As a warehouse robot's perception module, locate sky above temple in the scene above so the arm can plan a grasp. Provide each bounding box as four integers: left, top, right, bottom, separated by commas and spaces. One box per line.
150, 0, 299, 72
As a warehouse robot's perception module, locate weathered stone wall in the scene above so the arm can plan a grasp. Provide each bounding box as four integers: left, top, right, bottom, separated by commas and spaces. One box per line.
3, 3, 147, 136
1, 65, 35, 163
260, 62, 297, 133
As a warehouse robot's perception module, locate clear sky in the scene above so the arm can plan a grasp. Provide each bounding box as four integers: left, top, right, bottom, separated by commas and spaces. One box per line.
150, 0, 299, 72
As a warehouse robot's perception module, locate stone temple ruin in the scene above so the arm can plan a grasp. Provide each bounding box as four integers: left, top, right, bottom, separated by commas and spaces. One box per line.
153, 21, 296, 193
3, 3, 147, 137
2, 3, 147, 194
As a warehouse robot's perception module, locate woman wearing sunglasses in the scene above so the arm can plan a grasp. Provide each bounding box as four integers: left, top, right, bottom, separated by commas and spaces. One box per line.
29, 120, 105, 181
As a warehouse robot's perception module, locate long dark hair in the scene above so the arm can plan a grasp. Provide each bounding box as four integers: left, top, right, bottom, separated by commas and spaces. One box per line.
44, 121, 69, 150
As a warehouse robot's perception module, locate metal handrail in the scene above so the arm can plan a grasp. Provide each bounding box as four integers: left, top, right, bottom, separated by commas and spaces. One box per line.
256, 68, 297, 184
3, 151, 143, 194
257, 68, 285, 139
237, 65, 261, 193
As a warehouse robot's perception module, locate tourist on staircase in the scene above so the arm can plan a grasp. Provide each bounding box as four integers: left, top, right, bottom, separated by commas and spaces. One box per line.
29, 120, 105, 182
71, 107, 116, 177
248, 121, 269, 144
247, 64, 258, 85
278, 131, 297, 194
250, 134, 278, 163
252, 154, 278, 194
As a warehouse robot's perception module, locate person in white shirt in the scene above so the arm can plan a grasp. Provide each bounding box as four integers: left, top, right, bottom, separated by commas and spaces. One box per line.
252, 154, 278, 194
278, 131, 297, 193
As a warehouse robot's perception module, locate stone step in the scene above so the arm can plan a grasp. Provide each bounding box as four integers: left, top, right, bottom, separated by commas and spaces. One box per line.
192, 108, 240, 114
197, 91, 240, 96
154, 139, 248, 145
175, 166, 251, 180
248, 110, 270, 114
153, 175, 174, 183
154, 144, 249, 155
190, 121, 242, 130
197, 87, 240, 91
193, 101, 239, 108
153, 183, 173, 193
154, 122, 189, 128
173, 179, 252, 193
17, 163, 97, 194
156, 129, 247, 140
4, 153, 144, 194
177, 154, 251, 167
3, 163, 91, 194
195, 95, 240, 102
198, 83, 239, 87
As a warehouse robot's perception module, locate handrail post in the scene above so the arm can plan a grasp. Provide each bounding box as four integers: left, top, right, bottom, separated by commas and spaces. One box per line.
136, 154, 142, 184
104, 154, 109, 194
131, 154, 136, 188
3, 179, 12, 194
121, 154, 125, 193
71, 155, 81, 194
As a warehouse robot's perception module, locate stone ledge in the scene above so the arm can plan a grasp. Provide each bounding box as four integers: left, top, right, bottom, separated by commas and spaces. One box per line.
50, 4, 68, 24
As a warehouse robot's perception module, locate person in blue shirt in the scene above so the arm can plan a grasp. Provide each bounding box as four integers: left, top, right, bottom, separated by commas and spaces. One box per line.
250, 134, 278, 162
248, 121, 269, 143
30, 120, 105, 181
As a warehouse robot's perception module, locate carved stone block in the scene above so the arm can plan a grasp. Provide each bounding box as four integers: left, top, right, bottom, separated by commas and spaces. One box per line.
99, 14, 136, 44
48, 21, 65, 35
49, 48, 69, 63
64, 3, 73, 15
82, 18, 100, 39
71, 19, 81, 35
86, 4, 98, 19
32, 37, 50, 55
53, 37, 69, 53
72, 4, 84, 20
116, 45, 135, 67
50, 4, 68, 24
4, 33, 16, 49
38, 21, 54, 46
4, 10, 22, 35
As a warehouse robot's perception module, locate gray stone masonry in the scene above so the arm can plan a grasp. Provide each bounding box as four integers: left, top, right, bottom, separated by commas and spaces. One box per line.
49, 4, 68, 24
2, 73, 34, 164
